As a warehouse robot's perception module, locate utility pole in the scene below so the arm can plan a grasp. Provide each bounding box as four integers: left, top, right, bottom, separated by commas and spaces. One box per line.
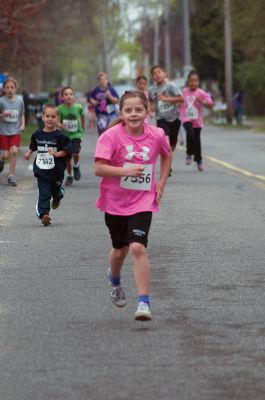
163, 0, 171, 77
182, 0, 192, 79
153, 3, 160, 66
101, 16, 109, 74
142, 0, 150, 78
224, 0, 233, 123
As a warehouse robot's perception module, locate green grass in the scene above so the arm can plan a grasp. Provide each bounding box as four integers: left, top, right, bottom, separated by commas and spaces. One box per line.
21, 123, 37, 146
247, 115, 265, 123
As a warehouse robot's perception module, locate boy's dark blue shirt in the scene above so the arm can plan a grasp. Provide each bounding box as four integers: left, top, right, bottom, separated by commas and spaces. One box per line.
29, 129, 72, 181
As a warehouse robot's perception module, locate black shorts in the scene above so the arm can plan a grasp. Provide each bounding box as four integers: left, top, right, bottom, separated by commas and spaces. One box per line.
105, 212, 152, 249
157, 118, 181, 147
71, 138, 82, 154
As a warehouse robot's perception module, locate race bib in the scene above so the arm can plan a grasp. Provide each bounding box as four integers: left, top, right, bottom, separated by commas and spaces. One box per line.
63, 119, 78, 132
120, 163, 152, 191
106, 104, 115, 114
4, 110, 19, 122
36, 152, 55, 170
185, 106, 198, 120
157, 100, 174, 113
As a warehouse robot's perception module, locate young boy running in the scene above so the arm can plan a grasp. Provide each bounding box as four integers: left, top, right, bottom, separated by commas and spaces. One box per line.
24, 104, 72, 226
149, 66, 183, 175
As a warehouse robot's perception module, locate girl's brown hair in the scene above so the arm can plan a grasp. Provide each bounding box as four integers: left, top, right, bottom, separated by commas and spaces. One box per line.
108, 90, 149, 128
186, 70, 199, 86
61, 86, 74, 96
3, 77, 19, 90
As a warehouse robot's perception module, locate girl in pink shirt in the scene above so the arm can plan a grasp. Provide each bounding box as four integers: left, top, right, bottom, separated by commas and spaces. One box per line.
94, 90, 172, 321
180, 70, 213, 171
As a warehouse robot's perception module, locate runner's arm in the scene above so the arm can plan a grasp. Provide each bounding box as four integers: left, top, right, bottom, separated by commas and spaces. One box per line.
48, 149, 68, 157
24, 149, 33, 160
81, 114, 85, 131
156, 151, 172, 203
158, 94, 184, 106
20, 114, 25, 132
95, 158, 144, 177
105, 90, 119, 104
197, 96, 213, 109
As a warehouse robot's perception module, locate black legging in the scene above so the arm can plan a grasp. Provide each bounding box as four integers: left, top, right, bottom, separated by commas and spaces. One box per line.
183, 122, 202, 163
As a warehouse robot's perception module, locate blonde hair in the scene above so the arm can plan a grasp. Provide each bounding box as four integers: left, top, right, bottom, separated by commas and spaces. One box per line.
108, 90, 149, 128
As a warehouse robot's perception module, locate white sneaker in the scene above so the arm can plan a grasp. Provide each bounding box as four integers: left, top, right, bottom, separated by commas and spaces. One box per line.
108, 269, 126, 307
110, 286, 127, 307
135, 301, 152, 321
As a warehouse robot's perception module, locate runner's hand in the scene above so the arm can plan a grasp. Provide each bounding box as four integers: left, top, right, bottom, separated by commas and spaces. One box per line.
156, 181, 165, 203
24, 150, 31, 160
125, 165, 145, 177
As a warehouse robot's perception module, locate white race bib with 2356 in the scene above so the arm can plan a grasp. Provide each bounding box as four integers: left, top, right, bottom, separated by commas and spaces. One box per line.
63, 119, 78, 132
120, 163, 152, 191
36, 152, 55, 170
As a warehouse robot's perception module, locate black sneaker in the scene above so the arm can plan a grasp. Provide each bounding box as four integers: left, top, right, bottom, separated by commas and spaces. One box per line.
65, 176, 73, 186
0, 159, 4, 172
7, 175, 17, 186
51, 198, 61, 209
73, 166, 81, 181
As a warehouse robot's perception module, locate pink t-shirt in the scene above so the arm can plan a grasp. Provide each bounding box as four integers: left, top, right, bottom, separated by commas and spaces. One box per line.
94, 123, 171, 216
179, 87, 213, 128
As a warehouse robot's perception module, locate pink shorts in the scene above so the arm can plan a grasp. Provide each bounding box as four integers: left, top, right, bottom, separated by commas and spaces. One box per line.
0, 134, 21, 150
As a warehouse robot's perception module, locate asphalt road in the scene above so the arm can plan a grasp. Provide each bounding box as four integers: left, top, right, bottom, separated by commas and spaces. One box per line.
0, 123, 265, 400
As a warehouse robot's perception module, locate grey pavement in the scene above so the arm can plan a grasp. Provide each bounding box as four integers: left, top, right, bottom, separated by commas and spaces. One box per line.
0, 124, 265, 400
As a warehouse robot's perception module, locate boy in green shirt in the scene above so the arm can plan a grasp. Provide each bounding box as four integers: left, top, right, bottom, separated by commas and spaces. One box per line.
58, 87, 84, 185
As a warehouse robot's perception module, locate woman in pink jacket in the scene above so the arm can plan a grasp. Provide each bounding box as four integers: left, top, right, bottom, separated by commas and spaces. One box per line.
180, 70, 213, 171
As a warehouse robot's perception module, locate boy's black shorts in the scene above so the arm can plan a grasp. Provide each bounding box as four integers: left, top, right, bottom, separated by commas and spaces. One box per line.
71, 138, 82, 154
105, 212, 152, 249
157, 118, 181, 147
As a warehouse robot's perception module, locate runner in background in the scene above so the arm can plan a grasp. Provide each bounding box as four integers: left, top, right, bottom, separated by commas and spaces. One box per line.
179, 70, 213, 171
58, 87, 84, 186
86, 87, 97, 132
89, 72, 119, 135
94, 90, 172, 321
136, 75, 148, 96
148, 65, 183, 176
136, 75, 153, 123
0, 77, 25, 186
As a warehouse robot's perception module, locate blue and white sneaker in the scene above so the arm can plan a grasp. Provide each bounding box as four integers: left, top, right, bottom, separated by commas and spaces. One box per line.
135, 301, 152, 321
108, 269, 126, 308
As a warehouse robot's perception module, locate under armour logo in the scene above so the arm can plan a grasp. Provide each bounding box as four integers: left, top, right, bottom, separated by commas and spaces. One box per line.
125, 145, 150, 161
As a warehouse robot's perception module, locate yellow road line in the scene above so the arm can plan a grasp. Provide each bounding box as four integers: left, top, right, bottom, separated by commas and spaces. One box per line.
205, 155, 265, 182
